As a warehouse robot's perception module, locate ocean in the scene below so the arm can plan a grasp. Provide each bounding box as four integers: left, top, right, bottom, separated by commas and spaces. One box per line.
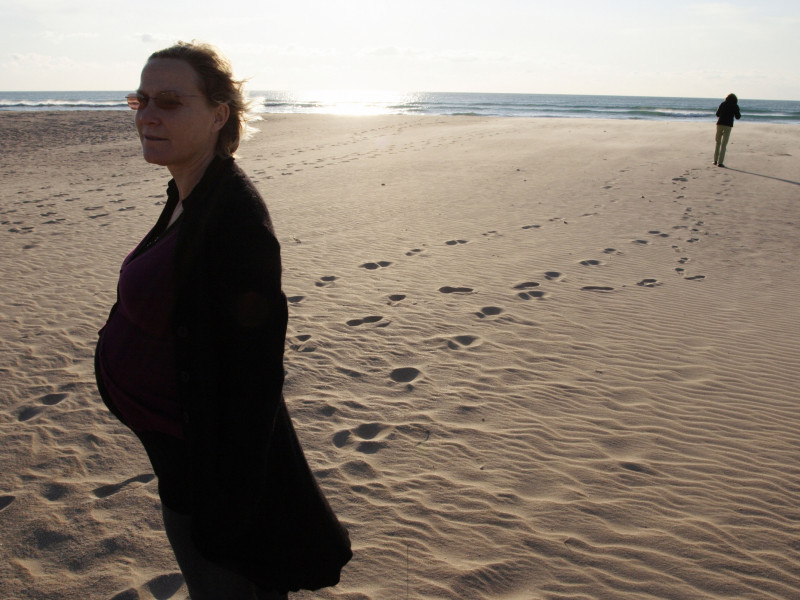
1, 90, 799, 124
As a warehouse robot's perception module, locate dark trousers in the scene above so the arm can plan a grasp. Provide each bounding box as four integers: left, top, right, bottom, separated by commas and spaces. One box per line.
162, 504, 288, 600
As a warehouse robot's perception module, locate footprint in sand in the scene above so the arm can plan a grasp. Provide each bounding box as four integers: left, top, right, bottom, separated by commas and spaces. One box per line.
637, 278, 661, 287
360, 261, 392, 270
513, 282, 546, 299
390, 366, 421, 383
353, 423, 390, 454
684, 275, 706, 281
332, 430, 351, 448
522, 224, 541, 230
581, 286, 614, 292
354, 423, 388, 440
580, 259, 602, 266
649, 230, 670, 238
387, 294, 406, 304
18, 406, 44, 422
633, 239, 649, 245
40, 393, 67, 406
603, 248, 618, 254
319, 404, 337, 418
439, 286, 473, 294
518, 290, 546, 300
355, 440, 387, 455
287, 295, 304, 304
92, 474, 155, 499
346, 315, 385, 327
341, 460, 378, 479
33, 527, 72, 549
620, 461, 658, 475
405, 248, 424, 257
476, 306, 504, 318
447, 335, 479, 349
336, 366, 365, 379
445, 239, 468, 246
146, 573, 185, 599
544, 271, 563, 281
315, 275, 337, 287
289, 334, 315, 353
43, 483, 70, 502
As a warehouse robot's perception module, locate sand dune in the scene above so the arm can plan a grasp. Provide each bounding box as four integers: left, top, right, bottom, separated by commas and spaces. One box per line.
1, 111, 799, 599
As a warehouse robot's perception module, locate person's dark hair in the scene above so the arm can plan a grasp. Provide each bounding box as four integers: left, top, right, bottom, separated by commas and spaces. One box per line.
149, 41, 248, 158
726, 93, 738, 104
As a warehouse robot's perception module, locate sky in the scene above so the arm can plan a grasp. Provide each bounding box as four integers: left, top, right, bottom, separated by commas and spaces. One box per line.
2, 0, 799, 100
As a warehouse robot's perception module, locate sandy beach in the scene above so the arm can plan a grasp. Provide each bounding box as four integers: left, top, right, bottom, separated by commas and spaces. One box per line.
1, 111, 799, 599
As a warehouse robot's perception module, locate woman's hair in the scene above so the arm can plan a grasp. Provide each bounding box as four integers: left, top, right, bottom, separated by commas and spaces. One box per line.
726, 93, 738, 104
149, 41, 249, 157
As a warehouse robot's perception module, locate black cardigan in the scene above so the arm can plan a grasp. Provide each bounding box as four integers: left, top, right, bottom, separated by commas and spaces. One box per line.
716, 99, 741, 127
99, 157, 351, 592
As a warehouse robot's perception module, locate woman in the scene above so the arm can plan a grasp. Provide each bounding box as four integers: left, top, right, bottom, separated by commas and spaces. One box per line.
714, 93, 741, 168
95, 41, 351, 599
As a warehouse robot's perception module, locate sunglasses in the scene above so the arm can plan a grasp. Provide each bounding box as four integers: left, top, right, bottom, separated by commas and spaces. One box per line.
126, 91, 202, 110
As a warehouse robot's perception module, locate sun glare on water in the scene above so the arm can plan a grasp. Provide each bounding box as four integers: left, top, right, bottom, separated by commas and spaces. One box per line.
251, 89, 419, 116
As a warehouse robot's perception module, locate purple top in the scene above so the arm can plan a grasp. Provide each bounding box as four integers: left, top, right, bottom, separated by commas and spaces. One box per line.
97, 221, 183, 439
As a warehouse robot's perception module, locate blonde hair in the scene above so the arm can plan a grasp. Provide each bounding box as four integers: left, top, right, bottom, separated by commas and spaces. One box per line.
149, 41, 250, 157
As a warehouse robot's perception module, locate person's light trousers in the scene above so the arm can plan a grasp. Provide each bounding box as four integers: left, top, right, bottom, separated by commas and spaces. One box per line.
714, 124, 733, 164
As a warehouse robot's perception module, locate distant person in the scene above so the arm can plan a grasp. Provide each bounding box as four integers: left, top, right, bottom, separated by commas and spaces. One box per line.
713, 93, 741, 167
95, 41, 351, 599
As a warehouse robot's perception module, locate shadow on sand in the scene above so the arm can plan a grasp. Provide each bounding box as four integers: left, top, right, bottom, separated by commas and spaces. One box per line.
724, 167, 800, 187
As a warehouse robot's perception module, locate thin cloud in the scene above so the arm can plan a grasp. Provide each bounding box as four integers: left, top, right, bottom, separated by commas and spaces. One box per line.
42, 31, 100, 44
7, 53, 78, 70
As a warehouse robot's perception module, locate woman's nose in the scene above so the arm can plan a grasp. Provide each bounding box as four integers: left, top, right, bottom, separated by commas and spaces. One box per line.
136, 102, 160, 125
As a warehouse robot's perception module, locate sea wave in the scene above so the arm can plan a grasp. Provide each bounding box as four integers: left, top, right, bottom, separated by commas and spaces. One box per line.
2, 91, 798, 123
0, 99, 126, 110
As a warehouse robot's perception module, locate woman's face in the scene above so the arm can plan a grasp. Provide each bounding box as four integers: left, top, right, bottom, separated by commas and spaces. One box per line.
135, 58, 227, 173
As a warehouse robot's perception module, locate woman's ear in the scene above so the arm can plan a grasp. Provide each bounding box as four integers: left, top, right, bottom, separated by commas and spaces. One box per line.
213, 103, 230, 132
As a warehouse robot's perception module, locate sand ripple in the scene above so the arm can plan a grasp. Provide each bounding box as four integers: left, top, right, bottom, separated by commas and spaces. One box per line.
2, 112, 799, 599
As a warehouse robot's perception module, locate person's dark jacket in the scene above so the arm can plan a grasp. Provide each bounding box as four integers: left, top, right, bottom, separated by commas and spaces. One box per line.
99, 156, 351, 593
716, 99, 741, 127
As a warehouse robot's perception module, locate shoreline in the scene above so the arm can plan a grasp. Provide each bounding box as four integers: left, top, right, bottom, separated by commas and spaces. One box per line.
2, 90, 800, 124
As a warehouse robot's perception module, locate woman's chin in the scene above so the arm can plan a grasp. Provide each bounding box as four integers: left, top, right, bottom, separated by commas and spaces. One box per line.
141, 149, 171, 166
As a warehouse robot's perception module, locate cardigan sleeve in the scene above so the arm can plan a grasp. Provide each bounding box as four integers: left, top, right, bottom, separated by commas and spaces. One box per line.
179, 162, 352, 592
175, 168, 289, 508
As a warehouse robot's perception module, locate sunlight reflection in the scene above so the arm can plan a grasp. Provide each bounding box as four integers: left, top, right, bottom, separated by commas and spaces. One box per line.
251, 89, 419, 116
